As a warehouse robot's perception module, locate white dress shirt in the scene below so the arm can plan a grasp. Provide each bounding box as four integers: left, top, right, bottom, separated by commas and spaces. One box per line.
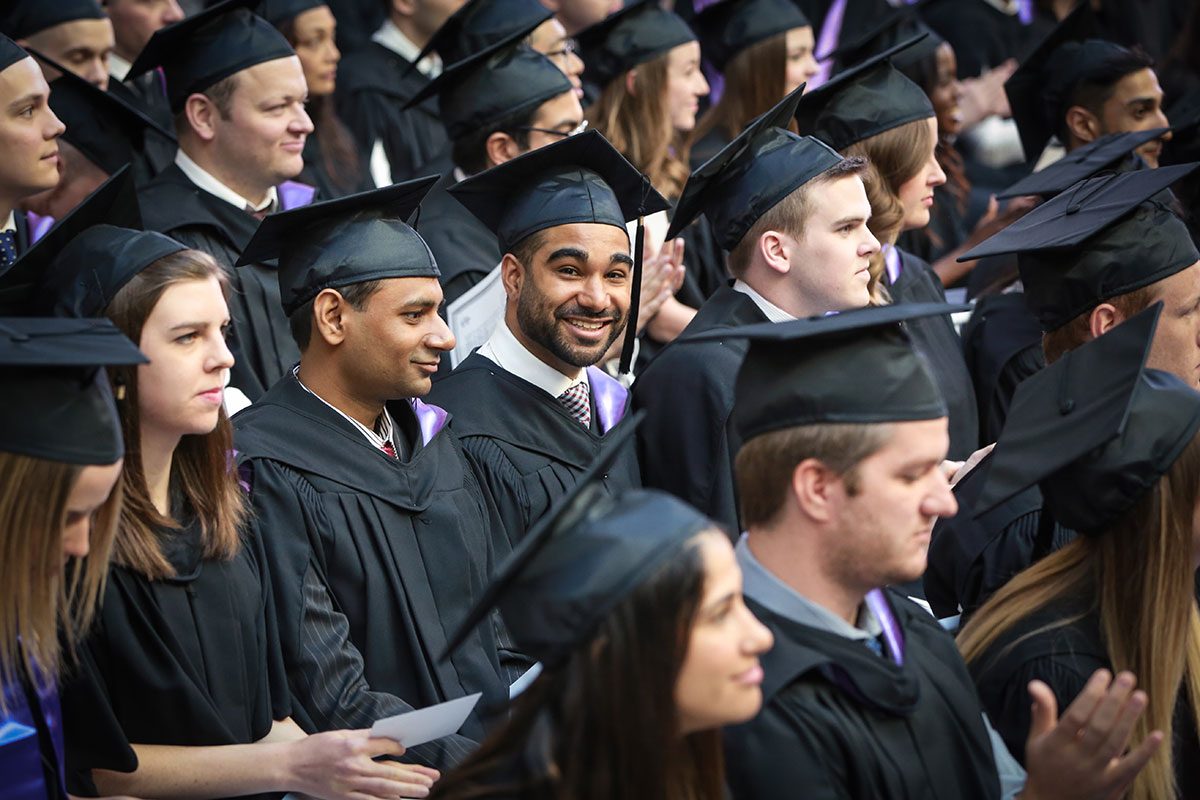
732, 280, 796, 323
476, 320, 589, 399
174, 149, 278, 213
109, 52, 133, 82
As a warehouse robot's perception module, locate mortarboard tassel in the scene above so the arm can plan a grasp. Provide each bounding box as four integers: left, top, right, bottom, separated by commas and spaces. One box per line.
618, 213, 644, 375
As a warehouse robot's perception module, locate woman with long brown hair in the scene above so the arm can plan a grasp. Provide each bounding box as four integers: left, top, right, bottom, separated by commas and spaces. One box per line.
796, 41, 979, 460
689, 0, 818, 167
430, 430, 774, 799
959, 306, 1200, 800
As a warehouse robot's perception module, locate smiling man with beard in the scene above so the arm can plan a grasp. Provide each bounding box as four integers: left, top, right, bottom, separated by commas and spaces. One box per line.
429, 130, 668, 548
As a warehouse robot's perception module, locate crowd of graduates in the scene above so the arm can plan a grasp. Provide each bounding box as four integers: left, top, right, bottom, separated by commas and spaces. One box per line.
2, 0, 1200, 798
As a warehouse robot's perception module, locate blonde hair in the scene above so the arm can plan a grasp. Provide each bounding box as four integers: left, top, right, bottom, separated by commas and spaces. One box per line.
0, 452, 121, 709
959, 433, 1200, 800
588, 52, 691, 200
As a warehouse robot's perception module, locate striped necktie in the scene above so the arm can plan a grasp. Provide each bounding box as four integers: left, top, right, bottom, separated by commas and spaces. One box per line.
557, 381, 591, 428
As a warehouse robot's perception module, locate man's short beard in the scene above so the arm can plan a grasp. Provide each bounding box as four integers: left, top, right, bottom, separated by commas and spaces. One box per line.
516, 280, 627, 368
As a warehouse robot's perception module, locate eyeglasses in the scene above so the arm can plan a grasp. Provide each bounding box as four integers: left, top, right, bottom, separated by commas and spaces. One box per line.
516, 119, 590, 139
545, 38, 578, 63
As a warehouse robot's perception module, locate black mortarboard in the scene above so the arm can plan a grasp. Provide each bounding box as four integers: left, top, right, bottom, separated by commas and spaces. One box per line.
0, 168, 142, 316
28, 50, 176, 176
0, 316, 146, 464
405, 35, 572, 141
257, 0, 325, 27
411, 0, 552, 72
960, 164, 1200, 331
1004, 2, 1127, 162
685, 303, 965, 442
794, 36, 933, 151
693, 0, 809, 71
447, 130, 670, 373
441, 414, 715, 664
238, 176, 440, 315
0, 0, 105, 40
0, 32, 28, 72
974, 304, 1200, 534
127, 0, 295, 114
667, 83, 843, 248
825, 3, 941, 75
996, 127, 1168, 199
576, 0, 696, 89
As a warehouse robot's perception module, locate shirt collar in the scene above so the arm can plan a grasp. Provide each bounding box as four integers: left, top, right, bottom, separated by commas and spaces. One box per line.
981, 0, 1020, 15
732, 280, 797, 323
2, 212, 15, 234
292, 366, 397, 451
476, 319, 588, 399
175, 149, 278, 213
373, 19, 442, 78
109, 52, 132, 81
736, 534, 882, 640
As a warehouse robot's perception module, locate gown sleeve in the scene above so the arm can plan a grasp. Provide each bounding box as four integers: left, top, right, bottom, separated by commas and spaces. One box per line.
724, 699, 853, 800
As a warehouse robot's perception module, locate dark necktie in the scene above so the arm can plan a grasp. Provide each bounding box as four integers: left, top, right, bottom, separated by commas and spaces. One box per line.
0, 229, 18, 269
556, 382, 591, 428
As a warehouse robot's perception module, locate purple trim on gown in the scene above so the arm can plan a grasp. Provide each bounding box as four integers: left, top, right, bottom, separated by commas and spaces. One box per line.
411, 398, 450, 445
1, 667, 65, 800
279, 180, 317, 211
26, 212, 54, 244
865, 589, 906, 666
586, 365, 628, 433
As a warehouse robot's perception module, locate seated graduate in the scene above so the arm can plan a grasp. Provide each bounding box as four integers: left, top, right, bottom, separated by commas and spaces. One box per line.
0, 315, 142, 800
261, 0, 374, 199
0, 0, 113, 89
924, 166, 1200, 620
0, 35, 65, 266
430, 422, 774, 800
960, 305, 1200, 800
428, 131, 669, 548
795, 38, 979, 460
22, 178, 436, 800
633, 84, 878, 535
232, 179, 510, 745
687, 0, 817, 167
716, 304, 1161, 800
130, 1, 317, 400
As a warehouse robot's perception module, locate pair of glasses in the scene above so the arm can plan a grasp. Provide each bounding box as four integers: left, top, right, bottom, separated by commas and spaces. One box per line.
545, 38, 578, 62
516, 119, 590, 139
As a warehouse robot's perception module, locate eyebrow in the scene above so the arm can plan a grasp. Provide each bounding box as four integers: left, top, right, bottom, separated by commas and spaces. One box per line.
702, 591, 737, 615
168, 321, 212, 331
1125, 96, 1159, 109
546, 247, 588, 262
7, 92, 41, 111
401, 298, 440, 309
610, 253, 634, 268
831, 215, 866, 227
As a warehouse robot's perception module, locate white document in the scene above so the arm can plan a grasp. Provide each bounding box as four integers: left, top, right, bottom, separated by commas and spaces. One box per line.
446, 264, 505, 368
369, 692, 482, 747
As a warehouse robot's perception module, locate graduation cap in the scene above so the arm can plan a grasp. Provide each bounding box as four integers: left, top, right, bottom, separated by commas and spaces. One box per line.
404, 31, 572, 141
1003, 2, 1128, 162
0, 32, 28, 72
238, 176, 440, 315
576, 0, 696, 90
793, 36, 933, 151
959, 164, 1200, 332
684, 302, 966, 442
257, 0, 325, 27
974, 304, 1200, 534
0, 0, 105, 40
996, 127, 1168, 199
441, 413, 715, 664
410, 0, 552, 73
0, 316, 146, 464
447, 129, 670, 373
667, 83, 844, 249
0, 168, 142, 316
823, 2, 942, 75
127, 0, 296, 114
693, 0, 810, 71
27, 50, 176, 176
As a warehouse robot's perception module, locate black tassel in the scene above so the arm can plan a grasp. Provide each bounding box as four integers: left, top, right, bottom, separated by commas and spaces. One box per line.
619, 214, 644, 375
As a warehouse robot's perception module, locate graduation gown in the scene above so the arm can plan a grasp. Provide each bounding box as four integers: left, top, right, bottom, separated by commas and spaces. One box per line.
2, 669, 68, 800
298, 130, 374, 201
336, 43, 449, 185
960, 292, 1045, 446
139, 164, 314, 399
60, 512, 290, 800
920, 0, 1037, 77
632, 285, 765, 534
886, 249, 979, 459
725, 591, 1002, 800
428, 354, 639, 550
233, 373, 508, 740
108, 73, 178, 187
418, 169, 502, 307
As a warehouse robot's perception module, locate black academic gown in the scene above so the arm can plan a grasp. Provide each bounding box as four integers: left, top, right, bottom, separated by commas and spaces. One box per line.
970, 595, 1200, 796
139, 164, 311, 399
335, 43, 449, 185
428, 354, 640, 550
108, 74, 177, 187
633, 285, 766, 535
60, 512, 290, 800
887, 249, 979, 459
2, 668, 68, 800
919, 0, 1037, 77
299, 131, 374, 201
960, 292, 1045, 446
418, 168, 502, 307
725, 591, 1002, 800
233, 373, 509, 741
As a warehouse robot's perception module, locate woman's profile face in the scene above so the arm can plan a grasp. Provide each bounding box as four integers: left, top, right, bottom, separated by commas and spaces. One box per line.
291, 5, 340, 98
664, 40, 709, 133
895, 117, 947, 232
674, 532, 773, 735
61, 459, 122, 565
783, 25, 819, 96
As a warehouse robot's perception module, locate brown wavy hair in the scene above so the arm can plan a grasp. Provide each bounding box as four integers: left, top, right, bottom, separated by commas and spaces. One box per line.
959, 433, 1200, 800
588, 52, 692, 200
0, 453, 122, 709
841, 117, 935, 302
690, 32, 791, 148
104, 250, 246, 580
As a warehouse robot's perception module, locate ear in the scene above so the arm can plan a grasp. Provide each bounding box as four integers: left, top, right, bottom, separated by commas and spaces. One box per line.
311, 288, 350, 346
789, 458, 841, 524
757, 230, 793, 277
391, 0, 416, 17
184, 92, 219, 142
624, 68, 638, 96
1064, 104, 1100, 147
500, 252, 526, 303
1088, 302, 1122, 339
485, 131, 522, 168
